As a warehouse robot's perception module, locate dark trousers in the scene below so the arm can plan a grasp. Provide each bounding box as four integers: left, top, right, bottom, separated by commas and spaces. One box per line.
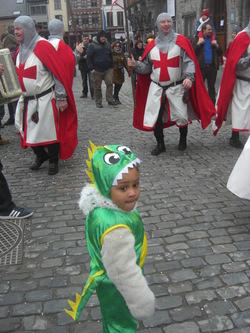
113, 84, 122, 100
7, 100, 17, 120
154, 104, 165, 143
32, 143, 60, 164
200, 65, 217, 105
0, 161, 15, 212
81, 70, 94, 97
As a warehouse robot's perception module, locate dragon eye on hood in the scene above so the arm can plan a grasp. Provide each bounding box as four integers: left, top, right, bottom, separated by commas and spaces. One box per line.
104, 152, 120, 165
117, 146, 132, 154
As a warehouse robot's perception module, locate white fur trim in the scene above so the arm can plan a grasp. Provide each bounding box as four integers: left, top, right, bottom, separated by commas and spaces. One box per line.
78, 184, 137, 215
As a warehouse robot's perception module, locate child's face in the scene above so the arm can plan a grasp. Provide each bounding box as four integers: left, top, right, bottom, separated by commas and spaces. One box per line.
110, 167, 140, 212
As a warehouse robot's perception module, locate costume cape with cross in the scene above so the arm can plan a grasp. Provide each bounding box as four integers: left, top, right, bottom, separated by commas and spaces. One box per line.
15, 39, 78, 160
133, 35, 216, 131
214, 30, 250, 136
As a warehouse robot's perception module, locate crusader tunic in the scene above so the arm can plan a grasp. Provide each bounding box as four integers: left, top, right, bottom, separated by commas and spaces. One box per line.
133, 36, 216, 131
15, 37, 78, 160
214, 30, 250, 135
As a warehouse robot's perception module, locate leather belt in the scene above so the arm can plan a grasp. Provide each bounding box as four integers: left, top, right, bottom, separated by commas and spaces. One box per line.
24, 86, 55, 101
236, 75, 250, 83
153, 80, 183, 90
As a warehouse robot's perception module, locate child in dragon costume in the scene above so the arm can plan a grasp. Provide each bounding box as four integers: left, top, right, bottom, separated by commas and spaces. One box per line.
65, 142, 155, 332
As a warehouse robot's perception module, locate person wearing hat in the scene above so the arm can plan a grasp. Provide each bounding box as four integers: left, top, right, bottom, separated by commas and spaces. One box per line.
87, 30, 118, 108
65, 142, 155, 332
195, 8, 216, 41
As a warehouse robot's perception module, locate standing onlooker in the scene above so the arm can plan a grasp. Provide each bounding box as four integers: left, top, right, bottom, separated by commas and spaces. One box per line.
76, 34, 94, 99
112, 41, 131, 104
87, 30, 117, 108
214, 23, 250, 148
131, 39, 144, 87
192, 22, 223, 105
128, 12, 215, 156
14, 16, 77, 175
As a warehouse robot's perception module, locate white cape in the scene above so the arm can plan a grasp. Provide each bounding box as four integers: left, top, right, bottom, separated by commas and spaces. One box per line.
227, 135, 250, 200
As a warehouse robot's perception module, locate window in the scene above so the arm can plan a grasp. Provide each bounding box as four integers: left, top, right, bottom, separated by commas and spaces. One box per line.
92, 13, 99, 27
30, 5, 47, 15
71, 0, 78, 9
73, 14, 79, 28
81, 0, 88, 7
16, 0, 24, 3
91, 0, 97, 7
81, 14, 89, 27
107, 12, 113, 27
117, 11, 123, 26
106, 0, 112, 4
54, 0, 61, 10
55, 15, 63, 21
184, 14, 196, 39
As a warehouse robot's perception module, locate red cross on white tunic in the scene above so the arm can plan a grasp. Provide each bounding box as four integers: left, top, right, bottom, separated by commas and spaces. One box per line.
16, 63, 37, 92
152, 52, 180, 82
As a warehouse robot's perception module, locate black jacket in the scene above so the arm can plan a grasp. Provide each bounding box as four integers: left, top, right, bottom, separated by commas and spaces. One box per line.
87, 37, 113, 72
78, 44, 89, 72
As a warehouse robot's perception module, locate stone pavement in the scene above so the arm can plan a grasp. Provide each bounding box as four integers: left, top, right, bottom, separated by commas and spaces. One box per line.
0, 68, 250, 333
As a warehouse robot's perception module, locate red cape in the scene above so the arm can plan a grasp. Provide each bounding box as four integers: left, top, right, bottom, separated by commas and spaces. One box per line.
133, 36, 216, 131
214, 31, 250, 136
16, 39, 78, 160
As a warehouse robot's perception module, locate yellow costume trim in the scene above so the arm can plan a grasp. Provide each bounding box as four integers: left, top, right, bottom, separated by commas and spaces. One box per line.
100, 224, 132, 246
65, 269, 104, 320
139, 232, 148, 267
85, 141, 103, 184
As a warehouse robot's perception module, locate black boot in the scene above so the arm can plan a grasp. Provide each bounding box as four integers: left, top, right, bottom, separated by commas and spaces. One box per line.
4, 118, 14, 126
230, 131, 243, 149
151, 142, 166, 156
178, 126, 188, 151
30, 154, 49, 170
48, 163, 58, 175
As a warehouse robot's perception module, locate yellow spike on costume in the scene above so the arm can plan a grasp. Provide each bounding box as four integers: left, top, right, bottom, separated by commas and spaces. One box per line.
89, 140, 97, 152
85, 141, 102, 184
65, 293, 82, 320
86, 159, 91, 171
86, 169, 95, 183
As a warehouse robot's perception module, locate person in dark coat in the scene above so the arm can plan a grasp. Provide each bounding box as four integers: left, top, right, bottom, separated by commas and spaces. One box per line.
87, 30, 117, 108
112, 41, 131, 104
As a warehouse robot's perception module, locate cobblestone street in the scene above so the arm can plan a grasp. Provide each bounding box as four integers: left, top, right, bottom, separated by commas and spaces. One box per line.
0, 68, 250, 333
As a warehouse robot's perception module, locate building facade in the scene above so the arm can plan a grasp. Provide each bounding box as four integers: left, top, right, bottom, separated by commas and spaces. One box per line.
127, 0, 249, 51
